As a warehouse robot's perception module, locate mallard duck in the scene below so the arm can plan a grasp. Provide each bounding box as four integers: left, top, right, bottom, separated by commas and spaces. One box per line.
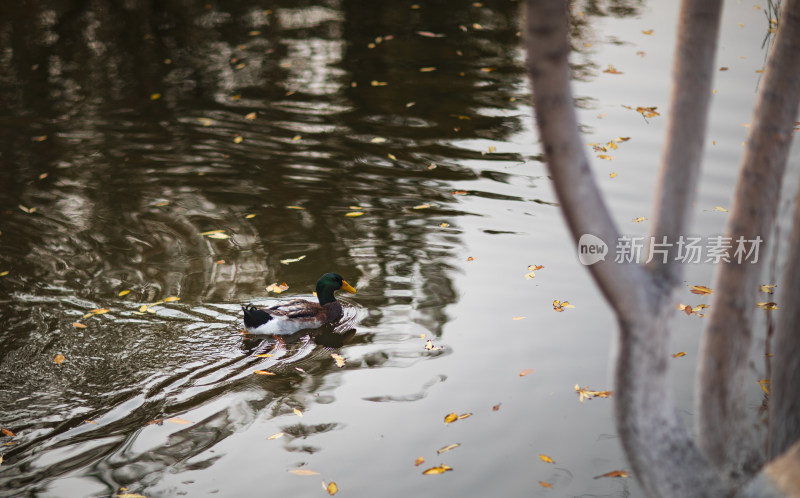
242, 273, 357, 335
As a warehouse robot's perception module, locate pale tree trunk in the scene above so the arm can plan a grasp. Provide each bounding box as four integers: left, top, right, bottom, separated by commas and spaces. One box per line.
698, 0, 800, 483
524, 0, 800, 495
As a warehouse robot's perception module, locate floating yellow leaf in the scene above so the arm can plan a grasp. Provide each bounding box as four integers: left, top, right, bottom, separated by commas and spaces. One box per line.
512, 316, 526, 321
539, 481, 552, 488
370, 137, 386, 143
245, 213, 256, 219
118, 290, 131, 297
553, 300, 574, 312
267, 432, 285, 440
292, 135, 301, 141
413, 204, 432, 209
457, 413, 471, 420
388, 153, 397, 161
466, 256, 475, 261
610, 172, 617, 178
266, 282, 289, 293
760, 284, 776, 294
672, 352, 687, 358
444, 412, 458, 424
245, 112, 257, 120
519, 368, 535, 377
72, 322, 87, 329
254, 353, 274, 358
168, 417, 191, 425
139, 304, 149, 313
422, 465, 453, 475
415, 457, 425, 466
54, 354, 66, 365
0, 271, 8, 277
416, 30, 445, 37
293, 408, 303, 417
370, 80, 388, 86
1, 428, 16, 437
539, 454, 555, 464
713, 206, 728, 212
758, 379, 770, 394
632, 217, 647, 223
594, 470, 630, 479
603, 65, 623, 74
254, 370, 276, 375
345, 211, 365, 217
756, 302, 779, 310
289, 469, 319, 476
280, 255, 306, 265
419, 67, 437, 72
689, 285, 713, 295
150, 93, 161, 100
326, 481, 338, 495
19, 205, 36, 213
164, 296, 180, 302
642, 29, 654, 35
286, 205, 305, 210
452, 190, 468, 195
331, 353, 345, 368
492, 403, 501, 411
440, 223, 449, 228
574, 384, 612, 402
437, 443, 460, 454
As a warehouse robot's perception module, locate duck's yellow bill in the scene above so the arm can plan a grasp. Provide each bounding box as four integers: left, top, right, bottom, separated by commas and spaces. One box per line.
341, 280, 357, 294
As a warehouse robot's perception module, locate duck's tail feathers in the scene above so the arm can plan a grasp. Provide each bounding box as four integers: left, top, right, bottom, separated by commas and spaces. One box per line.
242, 304, 273, 329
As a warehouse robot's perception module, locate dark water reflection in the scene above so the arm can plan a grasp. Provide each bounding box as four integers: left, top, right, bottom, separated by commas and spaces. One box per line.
0, 0, 542, 495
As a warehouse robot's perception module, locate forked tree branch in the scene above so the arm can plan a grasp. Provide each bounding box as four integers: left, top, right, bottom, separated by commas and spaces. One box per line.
698, 0, 800, 482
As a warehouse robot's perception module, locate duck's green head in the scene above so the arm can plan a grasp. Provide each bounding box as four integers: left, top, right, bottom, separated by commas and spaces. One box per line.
316, 273, 357, 305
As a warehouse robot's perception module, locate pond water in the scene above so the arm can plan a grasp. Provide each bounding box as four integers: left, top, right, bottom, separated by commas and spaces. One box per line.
0, 1, 795, 497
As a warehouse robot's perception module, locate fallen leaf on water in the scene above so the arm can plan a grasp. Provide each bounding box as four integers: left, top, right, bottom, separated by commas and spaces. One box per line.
115, 494, 148, 498
326, 481, 338, 495
266, 282, 289, 293
512, 316, 526, 321
437, 443, 460, 454
519, 368, 535, 377
594, 470, 630, 479
416, 30, 445, 37
280, 255, 306, 265
439, 223, 449, 228
267, 432, 285, 440
424, 340, 442, 351
756, 302, 779, 310
254, 370, 276, 375
370, 137, 387, 143
413, 204, 432, 209
444, 412, 458, 424
632, 217, 647, 223
758, 379, 770, 394
623, 105, 660, 119
642, 29, 654, 35
164, 296, 180, 302
452, 190, 468, 195
575, 384, 612, 402
168, 417, 191, 425
603, 65, 623, 74
54, 354, 66, 365
610, 172, 618, 178
207, 232, 230, 239
1, 428, 16, 437
331, 353, 345, 368
254, 353, 274, 358
713, 206, 728, 212
233, 135, 243, 144
492, 403, 501, 411
150, 93, 161, 100
415, 457, 425, 466
540, 454, 555, 464
0, 271, 8, 277
597, 154, 615, 161
72, 322, 87, 328
118, 290, 131, 297
760, 284, 776, 294
466, 256, 475, 261
419, 67, 437, 72
245, 112, 257, 120
457, 413, 472, 420
289, 469, 319, 476
689, 285, 713, 295
287, 205, 305, 210
293, 408, 303, 417
19, 205, 37, 213
672, 352, 687, 358
245, 213, 256, 219
539, 481, 552, 488
422, 465, 453, 475
345, 211, 365, 217
553, 300, 575, 312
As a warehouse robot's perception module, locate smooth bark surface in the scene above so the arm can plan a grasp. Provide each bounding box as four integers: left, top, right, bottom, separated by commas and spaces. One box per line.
698, 0, 800, 482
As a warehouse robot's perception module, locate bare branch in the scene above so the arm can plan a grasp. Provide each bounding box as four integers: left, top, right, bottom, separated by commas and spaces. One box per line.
647, 0, 723, 288
524, 0, 651, 313
698, 0, 800, 482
